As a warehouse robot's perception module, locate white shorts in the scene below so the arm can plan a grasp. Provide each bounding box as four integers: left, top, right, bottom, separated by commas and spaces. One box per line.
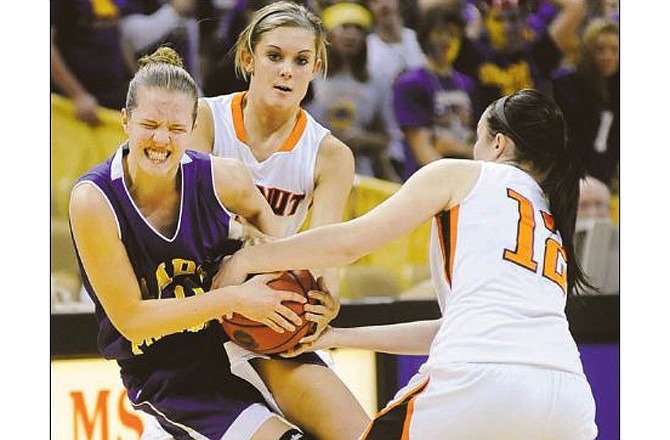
362, 362, 598, 440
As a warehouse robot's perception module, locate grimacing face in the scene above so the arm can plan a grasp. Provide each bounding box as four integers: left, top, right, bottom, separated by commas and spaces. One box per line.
122, 87, 194, 176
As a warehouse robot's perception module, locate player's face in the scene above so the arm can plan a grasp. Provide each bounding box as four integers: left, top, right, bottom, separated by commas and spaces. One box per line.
122, 88, 194, 176
472, 111, 496, 161
249, 26, 321, 108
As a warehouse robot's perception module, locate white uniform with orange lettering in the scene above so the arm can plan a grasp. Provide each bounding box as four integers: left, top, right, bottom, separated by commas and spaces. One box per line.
204, 91, 334, 419
363, 162, 597, 440
205, 92, 330, 238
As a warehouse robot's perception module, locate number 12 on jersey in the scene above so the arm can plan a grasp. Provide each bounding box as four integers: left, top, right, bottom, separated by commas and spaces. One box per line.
502, 189, 567, 294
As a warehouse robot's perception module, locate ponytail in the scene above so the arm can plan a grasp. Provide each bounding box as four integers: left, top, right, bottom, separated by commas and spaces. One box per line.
541, 156, 594, 295
488, 89, 597, 296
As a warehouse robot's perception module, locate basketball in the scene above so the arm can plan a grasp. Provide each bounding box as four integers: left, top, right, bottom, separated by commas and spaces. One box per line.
221, 270, 319, 354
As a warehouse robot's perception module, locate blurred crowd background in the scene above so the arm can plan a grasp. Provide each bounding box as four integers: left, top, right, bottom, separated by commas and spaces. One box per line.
50, 0, 620, 307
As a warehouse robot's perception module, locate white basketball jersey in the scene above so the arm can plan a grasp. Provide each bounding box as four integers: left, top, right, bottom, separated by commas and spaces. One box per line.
427, 162, 584, 374
204, 92, 330, 237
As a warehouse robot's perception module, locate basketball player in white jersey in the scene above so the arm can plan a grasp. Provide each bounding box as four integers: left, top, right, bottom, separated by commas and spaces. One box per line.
215, 89, 599, 439
183, 2, 370, 440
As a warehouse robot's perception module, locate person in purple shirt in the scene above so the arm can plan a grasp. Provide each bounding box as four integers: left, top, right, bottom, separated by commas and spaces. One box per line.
453, 0, 586, 117
393, 4, 477, 180
51, 0, 131, 125
69, 46, 328, 439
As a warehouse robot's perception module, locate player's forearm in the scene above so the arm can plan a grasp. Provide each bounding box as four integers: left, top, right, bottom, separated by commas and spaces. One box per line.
328, 320, 442, 355
115, 287, 240, 343
237, 221, 366, 275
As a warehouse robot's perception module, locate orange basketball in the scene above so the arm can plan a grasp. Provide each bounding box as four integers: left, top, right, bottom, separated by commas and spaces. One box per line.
221, 270, 319, 354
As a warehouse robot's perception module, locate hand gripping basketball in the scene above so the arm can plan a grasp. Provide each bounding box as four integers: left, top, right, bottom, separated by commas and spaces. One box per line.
221, 270, 319, 354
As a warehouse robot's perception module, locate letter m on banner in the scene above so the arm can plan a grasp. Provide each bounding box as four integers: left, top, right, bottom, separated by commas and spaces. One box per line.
70, 390, 110, 440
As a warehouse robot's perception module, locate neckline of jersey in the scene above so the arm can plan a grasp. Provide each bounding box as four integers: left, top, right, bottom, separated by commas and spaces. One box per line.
231, 92, 307, 154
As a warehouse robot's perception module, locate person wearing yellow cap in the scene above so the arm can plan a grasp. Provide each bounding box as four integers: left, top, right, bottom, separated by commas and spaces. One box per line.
307, 2, 400, 181
321, 2, 373, 31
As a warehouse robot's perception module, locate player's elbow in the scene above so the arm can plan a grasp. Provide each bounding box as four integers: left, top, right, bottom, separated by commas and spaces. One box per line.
109, 304, 155, 344
338, 229, 369, 265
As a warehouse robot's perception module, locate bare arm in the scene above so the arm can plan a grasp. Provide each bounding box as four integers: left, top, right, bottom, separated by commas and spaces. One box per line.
548, 0, 587, 55
69, 183, 307, 342
120, 1, 195, 55
212, 157, 282, 238
308, 134, 356, 297
220, 159, 482, 284
50, 26, 100, 126
297, 320, 443, 356
189, 99, 215, 154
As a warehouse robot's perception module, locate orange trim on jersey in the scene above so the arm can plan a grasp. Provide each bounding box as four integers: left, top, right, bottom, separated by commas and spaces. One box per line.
401, 380, 432, 439
448, 207, 459, 284
231, 92, 247, 143
360, 379, 430, 439
279, 109, 307, 152
436, 207, 459, 287
230, 91, 307, 152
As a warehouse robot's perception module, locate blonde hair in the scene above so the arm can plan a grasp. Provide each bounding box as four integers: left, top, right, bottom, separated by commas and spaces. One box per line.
581, 18, 619, 62
126, 47, 198, 124
234, 1, 328, 81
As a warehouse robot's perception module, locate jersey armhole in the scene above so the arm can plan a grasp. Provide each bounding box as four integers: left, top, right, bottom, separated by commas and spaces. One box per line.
458, 161, 487, 208
208, 158, 235, 219
72, 180, 122, 241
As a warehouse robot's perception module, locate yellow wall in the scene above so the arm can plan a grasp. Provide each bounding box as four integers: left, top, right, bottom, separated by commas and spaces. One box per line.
50, 95, 431, 298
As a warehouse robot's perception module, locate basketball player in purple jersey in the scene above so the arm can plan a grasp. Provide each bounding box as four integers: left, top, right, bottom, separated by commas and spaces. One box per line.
69, 47, 319, 439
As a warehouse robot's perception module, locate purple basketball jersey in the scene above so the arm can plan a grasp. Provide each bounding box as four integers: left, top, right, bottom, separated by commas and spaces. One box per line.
73, 145, 242, 384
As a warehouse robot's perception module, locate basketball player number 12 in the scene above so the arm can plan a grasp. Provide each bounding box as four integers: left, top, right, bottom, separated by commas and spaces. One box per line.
502, 188, 568, 294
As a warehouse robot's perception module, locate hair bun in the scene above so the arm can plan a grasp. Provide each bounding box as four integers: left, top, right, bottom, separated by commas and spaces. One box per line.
137, 47, 185, 69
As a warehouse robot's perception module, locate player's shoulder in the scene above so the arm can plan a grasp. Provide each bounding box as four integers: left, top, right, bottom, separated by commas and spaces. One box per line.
210, 156, 250, 181
317, 133, 354, 161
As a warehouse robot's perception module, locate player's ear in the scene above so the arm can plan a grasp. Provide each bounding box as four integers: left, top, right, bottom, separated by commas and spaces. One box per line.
311, 58, 323, 79
241, 49, 254, 76
121, 108, 130, 134
494, 132, 511, 159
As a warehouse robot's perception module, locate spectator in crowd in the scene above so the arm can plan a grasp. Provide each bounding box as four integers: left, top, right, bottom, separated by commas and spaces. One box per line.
120, 0, 202, 87
366, 0, 426, 83
200, 0, 270, 96
51, 0, 131, 125
366, 0, 427, 180
591, 0, 618, 23
306, 2, 398, 180
578, 175, 612, 220
552, 18, 618, 187
452, 0, 586, 116
393, 4, 477, 179
576, 175, 618, 295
